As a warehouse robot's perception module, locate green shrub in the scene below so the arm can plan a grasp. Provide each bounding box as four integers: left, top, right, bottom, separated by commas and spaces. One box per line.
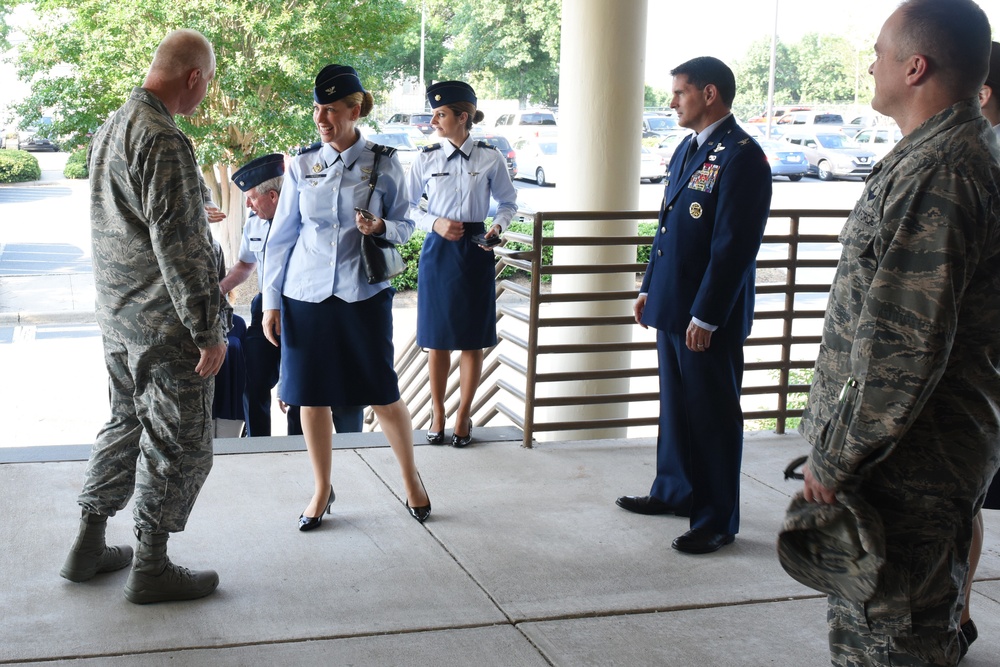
63, 149, 89, 179
390, 229, 425, 292
0, 150, 41, 183
637, 221, 657, 265
746, 367, 814, 432
499, 218, 554, 282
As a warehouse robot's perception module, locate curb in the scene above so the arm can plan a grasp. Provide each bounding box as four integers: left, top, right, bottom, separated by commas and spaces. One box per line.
0, 310, 97, 327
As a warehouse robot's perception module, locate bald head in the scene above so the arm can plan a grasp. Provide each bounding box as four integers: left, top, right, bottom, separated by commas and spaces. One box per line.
142, 29, 216, 116
149, 29, 215, 79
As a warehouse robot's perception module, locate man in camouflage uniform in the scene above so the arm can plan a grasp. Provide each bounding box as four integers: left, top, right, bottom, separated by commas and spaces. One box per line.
797, 1, 1000, 664
59, 29, 227, 604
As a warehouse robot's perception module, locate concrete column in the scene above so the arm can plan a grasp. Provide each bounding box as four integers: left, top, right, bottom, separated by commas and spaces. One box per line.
536, 0, 648, 440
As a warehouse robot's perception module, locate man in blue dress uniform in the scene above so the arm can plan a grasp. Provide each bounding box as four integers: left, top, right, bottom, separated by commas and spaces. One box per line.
617, 56, 772, 554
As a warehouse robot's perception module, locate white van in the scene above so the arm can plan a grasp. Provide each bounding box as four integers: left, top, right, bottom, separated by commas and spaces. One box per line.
493, 109, 557, 142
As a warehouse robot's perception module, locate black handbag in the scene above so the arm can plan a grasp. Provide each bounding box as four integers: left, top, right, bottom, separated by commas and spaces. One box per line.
359, 145, 406, 285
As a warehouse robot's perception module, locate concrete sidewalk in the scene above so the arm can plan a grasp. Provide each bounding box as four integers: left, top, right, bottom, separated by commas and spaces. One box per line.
1, 432, 998, 666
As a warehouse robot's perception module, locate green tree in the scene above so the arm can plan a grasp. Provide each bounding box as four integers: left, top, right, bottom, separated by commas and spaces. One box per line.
644, 85, 669, 109
427, 0, 561, 106
4, 0, 414, 259
734, 36, 801, 111
792, 33, 863, 104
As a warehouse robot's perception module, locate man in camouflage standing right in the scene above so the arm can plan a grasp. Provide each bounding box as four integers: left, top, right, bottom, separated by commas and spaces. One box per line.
796, 0, 1000, 664
59, 29, 227, 604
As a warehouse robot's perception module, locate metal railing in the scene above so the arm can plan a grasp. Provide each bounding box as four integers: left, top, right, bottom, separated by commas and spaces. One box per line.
377, 208, 848, 447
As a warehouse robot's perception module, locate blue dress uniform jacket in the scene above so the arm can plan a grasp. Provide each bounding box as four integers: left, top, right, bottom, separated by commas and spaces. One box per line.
640, 114, 772, 536
640, 115, 771, 337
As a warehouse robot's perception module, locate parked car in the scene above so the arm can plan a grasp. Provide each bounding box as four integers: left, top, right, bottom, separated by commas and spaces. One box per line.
776, 111, 845, 126
379, 123, 432, 147
494, 109, 557, 142
755, 139, 809, 181
639, 147, 667, 183
850, 126, 902, 161
363, 132, 420, 173
840, 114, 883, 138
20, 133, 59, 152
512, 137, 559, 186
781, 130, 876, 181
747, 105, 812, 125
642, 113, 678, 137
651, 128, 692, 163
471, 131, 518, 180
386, 112, 434, 135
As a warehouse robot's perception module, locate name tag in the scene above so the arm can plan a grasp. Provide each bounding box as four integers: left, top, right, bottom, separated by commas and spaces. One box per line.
431, 172, 449, 177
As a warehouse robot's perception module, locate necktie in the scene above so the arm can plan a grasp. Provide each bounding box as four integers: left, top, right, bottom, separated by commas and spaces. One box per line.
448, 149, 469, 161
684, 137, 699, 171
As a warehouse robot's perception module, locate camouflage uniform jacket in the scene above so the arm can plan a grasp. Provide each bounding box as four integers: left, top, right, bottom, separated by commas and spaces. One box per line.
800, 100, 1000, 514
88, 87, 223, 349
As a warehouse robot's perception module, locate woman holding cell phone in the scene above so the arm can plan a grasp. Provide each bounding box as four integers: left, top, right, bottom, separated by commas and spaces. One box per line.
406, 81, 518, 448
261, 64, 431, 529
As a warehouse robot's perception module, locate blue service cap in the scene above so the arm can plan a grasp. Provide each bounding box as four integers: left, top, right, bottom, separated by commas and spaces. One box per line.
314, 64, 366, 105
426, 80, 477, 108
232, 153, 285, 192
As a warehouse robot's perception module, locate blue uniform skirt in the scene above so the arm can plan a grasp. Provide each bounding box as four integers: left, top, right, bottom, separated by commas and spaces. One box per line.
280, 290, 400, 407
416, 222, 498, 350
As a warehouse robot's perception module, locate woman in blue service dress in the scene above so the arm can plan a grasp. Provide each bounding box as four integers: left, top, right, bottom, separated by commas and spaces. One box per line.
261, 64, 431, 529
407, 81, 518, 447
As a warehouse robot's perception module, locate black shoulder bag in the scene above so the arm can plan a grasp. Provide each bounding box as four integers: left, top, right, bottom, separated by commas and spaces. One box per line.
359, 145, 406, 285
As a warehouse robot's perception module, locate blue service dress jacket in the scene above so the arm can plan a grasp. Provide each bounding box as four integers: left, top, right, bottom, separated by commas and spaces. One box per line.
640, 115, 771, 340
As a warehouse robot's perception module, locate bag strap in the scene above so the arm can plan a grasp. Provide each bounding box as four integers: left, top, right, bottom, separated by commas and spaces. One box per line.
366, 144, 382, 210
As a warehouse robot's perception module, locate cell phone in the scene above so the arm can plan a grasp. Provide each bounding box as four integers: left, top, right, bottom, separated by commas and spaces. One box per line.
472, 232, 502, 247
354, 207, 375, 221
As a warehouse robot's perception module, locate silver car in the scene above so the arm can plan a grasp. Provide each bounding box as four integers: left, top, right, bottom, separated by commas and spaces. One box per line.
781, 130, 876, 181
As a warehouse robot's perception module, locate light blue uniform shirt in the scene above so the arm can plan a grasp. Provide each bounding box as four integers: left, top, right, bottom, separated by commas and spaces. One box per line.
262, 133, 414, 309
406, 136, 518, 232
237, 212, 270, 292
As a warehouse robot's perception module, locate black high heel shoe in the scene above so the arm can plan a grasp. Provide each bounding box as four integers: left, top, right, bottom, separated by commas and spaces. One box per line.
406, 473, 431, 523
452, 419, 473, 448
298, 484, 335, 532
426, 411, 444, 445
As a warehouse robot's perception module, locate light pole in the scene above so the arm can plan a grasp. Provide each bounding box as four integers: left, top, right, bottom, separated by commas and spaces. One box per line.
765, 0, 778, 138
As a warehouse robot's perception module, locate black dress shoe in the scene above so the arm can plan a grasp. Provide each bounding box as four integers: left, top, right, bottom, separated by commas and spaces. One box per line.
615, 495, 689, 517
671, 529, 735, 554
426, 410, 445, 444
298, 484, 335, 532
406, 473, 431, 523
452, 420, 473, 448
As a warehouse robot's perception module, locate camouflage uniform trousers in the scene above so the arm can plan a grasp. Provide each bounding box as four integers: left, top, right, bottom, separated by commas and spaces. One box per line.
827, 484, 972, 666
78, 335, 215, 534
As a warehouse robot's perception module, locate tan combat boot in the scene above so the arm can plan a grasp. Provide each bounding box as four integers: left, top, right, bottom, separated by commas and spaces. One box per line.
123, 529, 218, 604
60, 510, 133, 582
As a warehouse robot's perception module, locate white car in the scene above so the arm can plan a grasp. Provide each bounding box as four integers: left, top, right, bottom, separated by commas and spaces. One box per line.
512, 137, 559, 186
639, 147, 666, 183
851, 126, 902, 161
364, 132, 420, 174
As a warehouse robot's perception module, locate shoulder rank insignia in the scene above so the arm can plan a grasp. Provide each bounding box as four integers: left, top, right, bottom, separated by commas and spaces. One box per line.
475, 140, 499, 151
422, 143, 442, 153
296, 141, 322, 156
738, 138, 751, 146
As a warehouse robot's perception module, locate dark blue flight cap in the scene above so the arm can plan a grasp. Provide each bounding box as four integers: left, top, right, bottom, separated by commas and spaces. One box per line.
314, 64, 366, 105
426, 80, 477, 108
231, 153, 285, 192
